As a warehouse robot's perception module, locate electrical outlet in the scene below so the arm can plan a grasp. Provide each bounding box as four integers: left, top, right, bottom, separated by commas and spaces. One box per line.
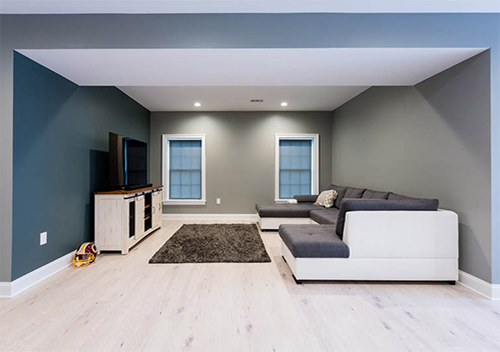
216, 198, 221, 205
40, 232, 47, 246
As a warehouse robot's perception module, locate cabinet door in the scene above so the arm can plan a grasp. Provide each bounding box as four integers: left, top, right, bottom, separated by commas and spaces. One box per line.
134, 195, 145, 240
152, 190, 162, 228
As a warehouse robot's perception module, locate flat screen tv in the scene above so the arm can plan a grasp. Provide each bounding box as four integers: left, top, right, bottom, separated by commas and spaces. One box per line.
109, 132, 151, 190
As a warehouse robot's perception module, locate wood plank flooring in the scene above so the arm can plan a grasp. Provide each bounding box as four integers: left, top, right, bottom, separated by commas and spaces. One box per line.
1, 220, 499, 352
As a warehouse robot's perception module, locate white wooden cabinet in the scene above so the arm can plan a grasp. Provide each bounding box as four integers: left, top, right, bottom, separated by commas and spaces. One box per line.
95, 186, 163, 254
152, 190, 162, 229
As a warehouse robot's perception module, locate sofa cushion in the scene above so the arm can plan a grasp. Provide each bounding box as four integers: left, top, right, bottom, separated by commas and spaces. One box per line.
327, 184, 347, 208
256, 203, 319, 218
279, 224, 349, 258
335, 198, 440, 237
362, 189, 390, 200
310, 208, 339, 225
294, 194, 318, 203
388, 193, 428, 201
344, 187, 366, 199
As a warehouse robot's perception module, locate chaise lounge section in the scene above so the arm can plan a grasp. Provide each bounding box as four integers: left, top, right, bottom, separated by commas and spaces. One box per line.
256, 184, 459, 283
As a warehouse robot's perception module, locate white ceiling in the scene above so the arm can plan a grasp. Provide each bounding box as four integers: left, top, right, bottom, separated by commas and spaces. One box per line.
1, 0, 499, 14
18, 48, 485, 111
118, 86, 370, 111
19, 48, 485, 86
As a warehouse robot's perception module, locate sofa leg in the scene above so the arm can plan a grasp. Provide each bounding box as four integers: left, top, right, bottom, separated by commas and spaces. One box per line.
447, 280, 456, 285
292, 274, 303, 285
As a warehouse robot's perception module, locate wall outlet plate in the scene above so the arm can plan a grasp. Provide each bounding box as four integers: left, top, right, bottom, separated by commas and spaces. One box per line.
40, 232, 47, 246
216, 198, 221, 205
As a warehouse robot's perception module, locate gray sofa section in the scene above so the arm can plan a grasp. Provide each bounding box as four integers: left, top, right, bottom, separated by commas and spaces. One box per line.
256, 185, 438, 224
256, 203, 318, 218
256, 184, 440, 259
335, 198, 439, 237
279, 224, 350, 258
309, 208, 339, 225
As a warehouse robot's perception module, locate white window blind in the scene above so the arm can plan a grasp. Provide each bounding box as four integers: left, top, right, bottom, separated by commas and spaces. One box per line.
169, 140, 202, 200
279, 139, 313, 199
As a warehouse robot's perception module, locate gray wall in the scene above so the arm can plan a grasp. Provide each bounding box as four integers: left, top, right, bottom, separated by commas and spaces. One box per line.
11, 53, 149, 280
151, 112, 332, 214
1, 13, 499, 282
331, 53, 491, 282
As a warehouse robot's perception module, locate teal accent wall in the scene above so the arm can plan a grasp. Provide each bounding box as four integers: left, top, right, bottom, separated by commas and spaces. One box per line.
12, 53, 150, 280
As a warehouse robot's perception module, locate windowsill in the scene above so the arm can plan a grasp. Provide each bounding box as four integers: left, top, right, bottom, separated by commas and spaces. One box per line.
274, 199, 297, 204
163, 199, 206, 206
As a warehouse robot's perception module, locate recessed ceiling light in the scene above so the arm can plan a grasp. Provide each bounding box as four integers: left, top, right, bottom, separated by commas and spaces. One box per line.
281, 102, 288, 107
194, 102, 201, 107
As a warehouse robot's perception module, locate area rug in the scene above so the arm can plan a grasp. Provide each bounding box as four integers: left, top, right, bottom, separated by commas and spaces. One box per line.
149, 224, 271, 264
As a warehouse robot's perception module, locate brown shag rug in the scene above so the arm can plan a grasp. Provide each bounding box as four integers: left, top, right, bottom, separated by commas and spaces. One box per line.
149, 224, 271, 264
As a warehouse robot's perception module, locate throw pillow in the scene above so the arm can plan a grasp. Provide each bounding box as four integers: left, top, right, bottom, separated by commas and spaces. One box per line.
314, 190, 338, 208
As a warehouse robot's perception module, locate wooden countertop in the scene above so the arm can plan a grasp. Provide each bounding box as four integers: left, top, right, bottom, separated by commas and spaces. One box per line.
95, 185, 163, 195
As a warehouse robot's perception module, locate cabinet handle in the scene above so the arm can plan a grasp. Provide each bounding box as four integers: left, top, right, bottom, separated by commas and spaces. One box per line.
152, 206, 155, 214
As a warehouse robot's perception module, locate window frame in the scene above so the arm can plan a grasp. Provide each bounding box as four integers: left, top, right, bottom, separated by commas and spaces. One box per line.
162, 134, 206, 205
275, 133, 319, 202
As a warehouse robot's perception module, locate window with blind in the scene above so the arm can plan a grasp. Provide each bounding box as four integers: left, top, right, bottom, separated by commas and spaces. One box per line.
163, 135, 206, 205
275, 134, 319, 200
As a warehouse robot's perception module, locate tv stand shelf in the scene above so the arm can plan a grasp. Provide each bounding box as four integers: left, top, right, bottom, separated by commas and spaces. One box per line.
94, 185, 163, 254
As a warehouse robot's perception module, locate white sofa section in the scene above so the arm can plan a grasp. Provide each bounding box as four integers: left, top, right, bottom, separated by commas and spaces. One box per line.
259, 217, 313, 230
282, 209, 459, 282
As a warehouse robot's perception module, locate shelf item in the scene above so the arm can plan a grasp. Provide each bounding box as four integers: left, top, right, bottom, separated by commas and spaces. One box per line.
95, 186, 163, 254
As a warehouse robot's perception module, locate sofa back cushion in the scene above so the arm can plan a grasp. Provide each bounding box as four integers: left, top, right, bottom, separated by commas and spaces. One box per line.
344, 187, 366, 199
335, 198, 439, 237
362, 189, 390, 200
387, 192, 419, 200
388, 193, 432, 201
294, 194, 319, 203
327, 184, 347, 208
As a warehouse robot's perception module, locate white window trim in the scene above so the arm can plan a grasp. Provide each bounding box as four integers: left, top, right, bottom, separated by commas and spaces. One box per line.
275, 133, 319, 203
162, 134, 206, 205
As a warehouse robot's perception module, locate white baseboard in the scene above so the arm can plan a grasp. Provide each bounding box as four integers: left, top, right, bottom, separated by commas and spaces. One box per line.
0, 252, 74, 298
0, 282, 11, 298
162, 213, 259, 222
458, 270, 500, 300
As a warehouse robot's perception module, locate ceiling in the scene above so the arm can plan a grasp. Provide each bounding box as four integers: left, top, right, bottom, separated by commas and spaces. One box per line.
19, 48, 485, 87
118, 86, 370, 111
1, 0, 499, 14
18, 48, 485, 111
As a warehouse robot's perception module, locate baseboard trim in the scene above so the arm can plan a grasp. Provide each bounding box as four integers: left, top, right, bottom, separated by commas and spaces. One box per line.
0, 251, 74, 298
162, 213, 259, 222
0, 282, 11, 298
458, 270, 500, 300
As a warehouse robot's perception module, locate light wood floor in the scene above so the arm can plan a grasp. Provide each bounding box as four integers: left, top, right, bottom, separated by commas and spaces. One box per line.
1, 221, 500, 352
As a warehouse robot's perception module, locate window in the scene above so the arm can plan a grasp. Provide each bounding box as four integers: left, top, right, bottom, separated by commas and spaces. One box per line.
162, 134, 206, 205
275, 134, 319, 201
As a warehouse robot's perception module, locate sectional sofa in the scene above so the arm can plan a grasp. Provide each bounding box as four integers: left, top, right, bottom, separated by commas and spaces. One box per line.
256, 184, 459, 283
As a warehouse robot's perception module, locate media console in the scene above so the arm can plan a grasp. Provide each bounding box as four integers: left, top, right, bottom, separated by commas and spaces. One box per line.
94, 185, 163, 254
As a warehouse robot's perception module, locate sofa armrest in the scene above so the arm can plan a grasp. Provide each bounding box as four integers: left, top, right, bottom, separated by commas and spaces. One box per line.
294, 194, 318, 203
336, 198, 439, 236
342, 210, 458, 259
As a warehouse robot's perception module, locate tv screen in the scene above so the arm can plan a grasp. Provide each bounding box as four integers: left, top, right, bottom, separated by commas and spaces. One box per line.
109, 132, 148, 190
